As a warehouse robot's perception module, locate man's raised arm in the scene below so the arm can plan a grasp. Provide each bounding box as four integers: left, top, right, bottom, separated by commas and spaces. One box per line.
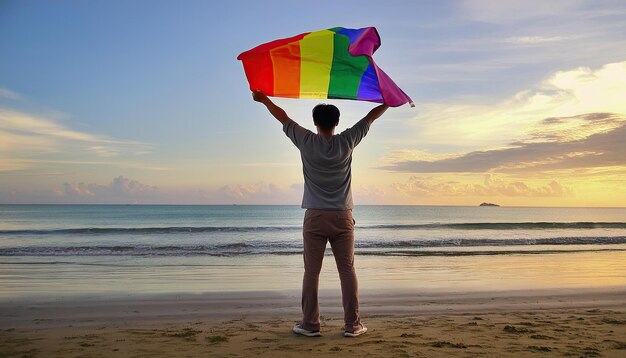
252, 90, 290, 125
363, 103, 389, 125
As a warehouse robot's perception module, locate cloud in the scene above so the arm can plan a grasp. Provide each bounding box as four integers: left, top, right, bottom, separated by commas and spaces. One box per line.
0, 176, 158, 204
459, 0, 626, 26
0, 87, 20, 100
384, 112, 626, 174
62, 176, 157, 199
216, 182, 302, 204
218, 182, 280, 200
378, 149, 460, 166
547, 62, 626, 115
391, 175, 572, 198
406, 61, 626, 149
238, 162, 299, 168
459, 0, 585, 24
1, 108, 116, 143
0, 177, 303, 204
530, 112, 623, 142
0, 106, 155, 172
396, 3, 626, 98
504, 36, 572, 45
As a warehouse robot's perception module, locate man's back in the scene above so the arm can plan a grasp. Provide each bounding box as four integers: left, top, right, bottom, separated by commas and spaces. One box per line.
283, 118, 371, 210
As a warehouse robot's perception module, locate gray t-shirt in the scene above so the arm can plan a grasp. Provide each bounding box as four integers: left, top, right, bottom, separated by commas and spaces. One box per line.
283, 118, 370, 210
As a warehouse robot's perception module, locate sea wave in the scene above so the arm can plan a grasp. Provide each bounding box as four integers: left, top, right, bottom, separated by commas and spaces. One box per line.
1, 236, 625, 257
359, 236, 626, 247
363, 222, 626, 230
1, 221, 626, 236
0, 226, 300, 235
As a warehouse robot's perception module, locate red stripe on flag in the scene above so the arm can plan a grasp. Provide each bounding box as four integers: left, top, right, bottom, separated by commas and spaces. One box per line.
241, 53, 274, 95
238, 32, 310, 97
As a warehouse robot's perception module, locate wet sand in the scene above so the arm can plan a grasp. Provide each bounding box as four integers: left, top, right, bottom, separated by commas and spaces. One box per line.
1, 287, 625, 357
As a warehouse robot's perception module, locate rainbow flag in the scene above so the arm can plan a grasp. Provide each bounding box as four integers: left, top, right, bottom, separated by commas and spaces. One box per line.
237, 27, 414, 107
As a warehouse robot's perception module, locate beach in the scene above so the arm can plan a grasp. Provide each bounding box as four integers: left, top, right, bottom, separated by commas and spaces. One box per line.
1, 205, 626, 356
2, 288, 625, 357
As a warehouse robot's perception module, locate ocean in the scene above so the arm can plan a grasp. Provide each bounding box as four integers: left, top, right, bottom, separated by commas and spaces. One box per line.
1, 205, 625, 299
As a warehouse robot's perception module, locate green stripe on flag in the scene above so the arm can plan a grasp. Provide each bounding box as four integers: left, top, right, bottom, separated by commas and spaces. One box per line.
328, 33, 370, 99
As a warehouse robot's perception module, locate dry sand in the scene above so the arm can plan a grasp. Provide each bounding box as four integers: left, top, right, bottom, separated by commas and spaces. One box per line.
1, 288, 625, 357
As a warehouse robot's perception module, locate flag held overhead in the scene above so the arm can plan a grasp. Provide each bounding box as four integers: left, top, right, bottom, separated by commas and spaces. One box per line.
237, 27, 414, 107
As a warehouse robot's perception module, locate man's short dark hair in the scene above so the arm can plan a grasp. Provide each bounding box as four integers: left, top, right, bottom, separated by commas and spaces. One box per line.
312, 104, 340, 131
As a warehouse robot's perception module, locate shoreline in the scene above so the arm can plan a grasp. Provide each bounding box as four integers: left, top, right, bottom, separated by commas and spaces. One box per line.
1, 286, 625, 357
3, 286, 626, 323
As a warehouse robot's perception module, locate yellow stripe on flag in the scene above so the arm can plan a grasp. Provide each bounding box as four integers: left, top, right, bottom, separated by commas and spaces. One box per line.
299, 30, 334, 98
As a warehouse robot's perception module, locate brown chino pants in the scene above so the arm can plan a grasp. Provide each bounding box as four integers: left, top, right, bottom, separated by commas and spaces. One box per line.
300, 209, 361, 333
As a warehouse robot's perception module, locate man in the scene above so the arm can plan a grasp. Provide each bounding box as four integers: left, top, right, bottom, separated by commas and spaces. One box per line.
252, 90, 389, 337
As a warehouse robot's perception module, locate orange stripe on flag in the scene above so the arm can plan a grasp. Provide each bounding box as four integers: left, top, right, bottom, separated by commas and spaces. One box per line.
270, 43, 301, 98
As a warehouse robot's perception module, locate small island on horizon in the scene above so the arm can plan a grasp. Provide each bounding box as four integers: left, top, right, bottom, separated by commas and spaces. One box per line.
479, 202, 500, 207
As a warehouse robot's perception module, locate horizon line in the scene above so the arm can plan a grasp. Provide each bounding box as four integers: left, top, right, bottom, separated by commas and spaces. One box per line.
0, 203, 625, 209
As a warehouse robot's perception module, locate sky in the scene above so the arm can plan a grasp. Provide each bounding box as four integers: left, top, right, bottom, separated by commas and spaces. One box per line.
1, 0, 625, 206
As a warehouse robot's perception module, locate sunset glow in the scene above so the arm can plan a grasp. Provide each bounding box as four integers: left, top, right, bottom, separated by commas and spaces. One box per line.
1, 1, 625, 206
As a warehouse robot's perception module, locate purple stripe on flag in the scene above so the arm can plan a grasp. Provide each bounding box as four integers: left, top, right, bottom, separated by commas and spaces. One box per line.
335, 27, 368, 45
357, 64, 383, 101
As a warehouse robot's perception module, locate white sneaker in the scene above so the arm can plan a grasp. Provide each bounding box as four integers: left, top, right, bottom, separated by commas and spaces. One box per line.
292, 323, 321, 337
344, 323, 367, 337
